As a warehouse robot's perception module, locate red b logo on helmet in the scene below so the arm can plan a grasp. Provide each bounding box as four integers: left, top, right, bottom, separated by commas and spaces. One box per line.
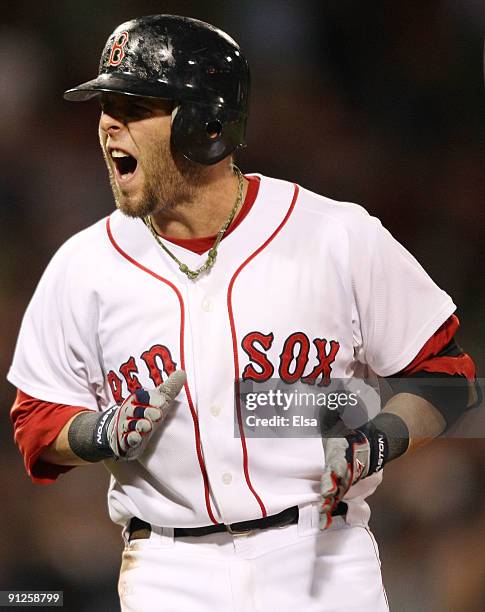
108, 31, 129, 67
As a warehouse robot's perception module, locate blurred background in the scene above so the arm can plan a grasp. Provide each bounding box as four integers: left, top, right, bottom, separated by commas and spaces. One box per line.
1, 1, 484, 610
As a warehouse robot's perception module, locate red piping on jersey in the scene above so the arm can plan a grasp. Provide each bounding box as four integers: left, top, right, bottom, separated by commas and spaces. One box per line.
106, 217, 218, 525
227, 183, 300, 518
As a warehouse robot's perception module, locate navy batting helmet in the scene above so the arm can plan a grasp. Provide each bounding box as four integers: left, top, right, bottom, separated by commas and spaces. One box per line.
64, 15, 250, 165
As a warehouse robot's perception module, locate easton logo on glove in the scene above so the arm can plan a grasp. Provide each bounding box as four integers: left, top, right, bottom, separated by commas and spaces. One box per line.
95, 405, 118, 446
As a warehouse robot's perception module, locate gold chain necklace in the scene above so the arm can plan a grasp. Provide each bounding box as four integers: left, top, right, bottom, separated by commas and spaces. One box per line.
143, 166, 244, 280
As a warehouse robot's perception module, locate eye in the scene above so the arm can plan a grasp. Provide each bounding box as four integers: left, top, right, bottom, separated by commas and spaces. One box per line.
98, 97, 154, 120
132, 104, 153, 116
99, 99, 118, 115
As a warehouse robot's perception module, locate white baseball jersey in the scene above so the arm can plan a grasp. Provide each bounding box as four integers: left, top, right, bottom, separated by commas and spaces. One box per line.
8, 174, 455, 529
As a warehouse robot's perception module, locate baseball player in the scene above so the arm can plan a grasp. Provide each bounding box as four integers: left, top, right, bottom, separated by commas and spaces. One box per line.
8, 15, 478, 612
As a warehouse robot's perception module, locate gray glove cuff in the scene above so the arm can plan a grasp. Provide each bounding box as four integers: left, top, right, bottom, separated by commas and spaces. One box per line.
68, 408, 117, 462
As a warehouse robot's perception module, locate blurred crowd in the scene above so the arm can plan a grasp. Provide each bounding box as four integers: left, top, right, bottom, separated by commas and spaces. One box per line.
1, 1, 484, 610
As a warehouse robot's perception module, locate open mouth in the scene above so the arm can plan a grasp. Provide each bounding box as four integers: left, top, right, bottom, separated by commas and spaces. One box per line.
111, 149, 138, 181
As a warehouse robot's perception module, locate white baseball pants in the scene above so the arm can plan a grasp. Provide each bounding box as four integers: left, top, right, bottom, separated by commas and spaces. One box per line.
118, 504, 388, 612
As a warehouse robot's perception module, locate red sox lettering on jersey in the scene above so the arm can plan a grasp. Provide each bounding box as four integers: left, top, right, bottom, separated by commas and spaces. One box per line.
241, 331, 340, 385
107, 333, 341, 404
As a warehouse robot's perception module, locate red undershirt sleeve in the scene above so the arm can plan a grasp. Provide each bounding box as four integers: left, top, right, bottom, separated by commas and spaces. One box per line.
10, 389, 91, 484
398, 314, 476, 379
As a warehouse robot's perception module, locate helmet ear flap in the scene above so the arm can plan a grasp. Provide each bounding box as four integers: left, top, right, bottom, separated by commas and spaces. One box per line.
171, 101, 247, 165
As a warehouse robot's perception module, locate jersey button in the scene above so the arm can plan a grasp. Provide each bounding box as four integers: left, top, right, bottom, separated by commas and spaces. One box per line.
210, 404, 221, 417
201, 297, 213, 312
222, 472, 232, 485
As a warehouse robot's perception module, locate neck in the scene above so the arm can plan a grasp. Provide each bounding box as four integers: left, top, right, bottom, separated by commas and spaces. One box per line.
150, 162, 248, 239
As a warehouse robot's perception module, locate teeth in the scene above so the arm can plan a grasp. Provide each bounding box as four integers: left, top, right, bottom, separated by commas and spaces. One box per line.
111, 150, 130, 158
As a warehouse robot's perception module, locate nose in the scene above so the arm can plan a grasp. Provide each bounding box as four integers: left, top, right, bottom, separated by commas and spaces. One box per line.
99, 110, 125, 135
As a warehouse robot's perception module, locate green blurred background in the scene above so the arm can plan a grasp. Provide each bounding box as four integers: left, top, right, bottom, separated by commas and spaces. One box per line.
1, 1, 484, 610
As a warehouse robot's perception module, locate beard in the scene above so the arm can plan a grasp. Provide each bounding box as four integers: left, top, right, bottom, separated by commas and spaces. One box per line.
103, 135, 208, 219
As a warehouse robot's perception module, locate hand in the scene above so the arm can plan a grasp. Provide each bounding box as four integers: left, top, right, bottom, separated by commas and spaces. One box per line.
97, 370, 186, 460
319, 431, 370, 529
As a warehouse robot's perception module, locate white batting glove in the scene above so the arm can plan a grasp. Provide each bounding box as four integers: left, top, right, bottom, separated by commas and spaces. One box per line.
96, 370, 186, 460
319, 432, 371, 529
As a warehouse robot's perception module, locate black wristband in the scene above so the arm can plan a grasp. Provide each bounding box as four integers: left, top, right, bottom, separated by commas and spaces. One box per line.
68, 407, 117, 462
385, 372, 474, 430
357, 412, 410, 476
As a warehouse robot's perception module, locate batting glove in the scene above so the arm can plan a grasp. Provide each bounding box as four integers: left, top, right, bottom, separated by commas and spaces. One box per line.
96, 370, 186, 460
319, 431, 371, 529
